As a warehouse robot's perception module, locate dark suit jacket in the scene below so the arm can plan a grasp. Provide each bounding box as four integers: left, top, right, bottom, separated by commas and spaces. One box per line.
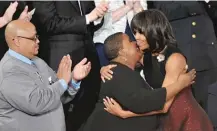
32, 1, 102, 44
208, 81, 217, 127
31, 1, 104, 68
31, 2, 102, 131
204, 1, 217, 37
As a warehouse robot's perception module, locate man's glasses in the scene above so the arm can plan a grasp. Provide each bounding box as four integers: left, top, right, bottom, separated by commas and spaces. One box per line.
14, 35, 39, 42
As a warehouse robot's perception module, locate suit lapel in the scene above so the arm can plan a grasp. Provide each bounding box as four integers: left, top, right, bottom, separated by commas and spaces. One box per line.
80, 1, 95, 14
69, 1, 82, 15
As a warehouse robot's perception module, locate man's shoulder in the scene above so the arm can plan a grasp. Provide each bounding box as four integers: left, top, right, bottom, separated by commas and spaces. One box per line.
0, 55, 30, 76
0, 54, 18, 70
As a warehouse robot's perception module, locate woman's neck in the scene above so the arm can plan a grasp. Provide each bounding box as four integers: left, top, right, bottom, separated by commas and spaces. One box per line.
139, 55, 144, 66
112, 57, 135, 70
152, 45, 168, 56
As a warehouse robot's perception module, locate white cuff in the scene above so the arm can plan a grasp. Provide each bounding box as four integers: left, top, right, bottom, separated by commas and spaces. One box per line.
94, 18, 103, 25
85, 15, 90, 25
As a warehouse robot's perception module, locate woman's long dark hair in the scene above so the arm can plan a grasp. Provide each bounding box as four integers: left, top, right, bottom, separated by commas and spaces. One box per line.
131, 9, 177, 53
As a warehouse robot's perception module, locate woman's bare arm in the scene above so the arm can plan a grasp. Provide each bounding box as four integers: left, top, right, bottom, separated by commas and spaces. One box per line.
104, 53, 195, 118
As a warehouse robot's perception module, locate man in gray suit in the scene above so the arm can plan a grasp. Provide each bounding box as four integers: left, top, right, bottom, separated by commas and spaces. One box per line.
0, 20, 91, 131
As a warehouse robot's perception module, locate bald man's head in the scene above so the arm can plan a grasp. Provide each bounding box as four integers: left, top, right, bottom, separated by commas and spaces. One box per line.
5, 20, 36, 47
5, 20, 39, 59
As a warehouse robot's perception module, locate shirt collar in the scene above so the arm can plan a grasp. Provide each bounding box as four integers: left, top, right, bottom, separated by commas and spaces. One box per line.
8, 49, 34, 65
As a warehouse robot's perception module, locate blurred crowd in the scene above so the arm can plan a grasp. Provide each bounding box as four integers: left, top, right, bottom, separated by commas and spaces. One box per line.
0, 1, 217, 131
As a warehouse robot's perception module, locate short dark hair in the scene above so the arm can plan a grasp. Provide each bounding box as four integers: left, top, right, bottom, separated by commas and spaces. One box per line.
131, 9, 177, 53
104, 32, 124, 60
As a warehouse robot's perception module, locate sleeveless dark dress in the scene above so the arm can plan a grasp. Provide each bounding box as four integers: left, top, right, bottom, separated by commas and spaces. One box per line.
143, 45, 213, 131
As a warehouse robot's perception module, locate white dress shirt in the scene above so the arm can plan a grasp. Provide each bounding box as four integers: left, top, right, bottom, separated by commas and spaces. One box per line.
93, 0, 147, 44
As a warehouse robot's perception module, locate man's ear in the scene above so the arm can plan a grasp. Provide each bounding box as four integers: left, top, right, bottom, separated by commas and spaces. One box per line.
13, 37, 20, 47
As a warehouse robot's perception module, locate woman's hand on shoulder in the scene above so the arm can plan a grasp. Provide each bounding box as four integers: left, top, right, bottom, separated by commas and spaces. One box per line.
177, 68, 196, 88
165, 53, 196, 88
100, 64, 117, 82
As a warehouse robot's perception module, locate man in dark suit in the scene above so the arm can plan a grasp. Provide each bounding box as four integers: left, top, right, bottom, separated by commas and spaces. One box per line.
204, 1, 217, 37
31, 1, 108, 131
148, 1, 217, 112
204, 2, 217, 130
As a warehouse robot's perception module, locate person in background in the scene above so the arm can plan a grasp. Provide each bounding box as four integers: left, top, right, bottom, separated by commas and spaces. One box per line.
203, 2, 217, 130
0, 1, 33, 60
31, 1, 108, 131
0, 1, 32, 28
0, 20, 91, 131
94, 0, 147, 66
203, 1, 217, 37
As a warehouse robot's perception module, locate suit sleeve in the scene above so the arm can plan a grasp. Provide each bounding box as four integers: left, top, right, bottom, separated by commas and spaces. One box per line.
1, 72, 66, 115
32, 1, 87, 35
46, 65, 79, 104
110, 77, 166, 113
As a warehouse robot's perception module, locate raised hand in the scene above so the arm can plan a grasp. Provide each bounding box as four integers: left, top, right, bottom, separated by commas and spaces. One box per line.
87, 2, 109, 22
71, 58, 91, 82
133, 0, 142, 7
19, 6, 34, 21
126, 0, 135, 9
132, 0, 143, 13
57, 55, 72, 84
1, 2, 18, 25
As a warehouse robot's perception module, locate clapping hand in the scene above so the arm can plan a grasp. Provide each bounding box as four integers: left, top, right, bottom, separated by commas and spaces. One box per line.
19, 6, 35, 21
0, 2, 35, 28
87, 2, 109, 22
132, 0, 143, 12
71, 58, 91, 82
125, 0, 135, 9
57, 55, 72, 84
2, 1, 18, 24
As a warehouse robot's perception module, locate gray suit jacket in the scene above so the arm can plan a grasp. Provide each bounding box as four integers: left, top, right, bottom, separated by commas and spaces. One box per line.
0, 52, 78, 131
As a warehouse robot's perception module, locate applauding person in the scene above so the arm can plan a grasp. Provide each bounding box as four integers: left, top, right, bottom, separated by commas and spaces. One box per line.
0, 20, 91, 131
